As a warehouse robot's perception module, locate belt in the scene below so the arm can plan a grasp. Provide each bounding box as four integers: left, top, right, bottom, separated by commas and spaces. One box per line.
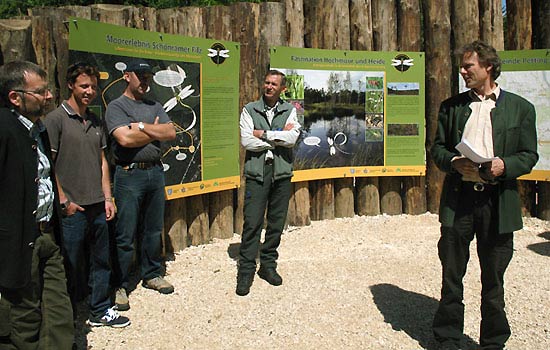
468, 182, 496, 192
118, 161, 161, 170
265, 158, 274, 165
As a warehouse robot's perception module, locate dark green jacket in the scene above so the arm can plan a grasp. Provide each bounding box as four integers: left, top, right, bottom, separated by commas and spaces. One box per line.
243, 99, 295, 182
0, 108, 63, 289
431, 90, 538, 233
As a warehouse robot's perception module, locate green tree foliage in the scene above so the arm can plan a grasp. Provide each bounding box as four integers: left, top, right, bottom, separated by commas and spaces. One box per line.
0, 0, 263, 19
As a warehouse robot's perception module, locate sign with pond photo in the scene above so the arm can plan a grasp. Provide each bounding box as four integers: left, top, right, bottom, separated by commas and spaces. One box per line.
68, 18, 241, 199
270, 46, 426, 182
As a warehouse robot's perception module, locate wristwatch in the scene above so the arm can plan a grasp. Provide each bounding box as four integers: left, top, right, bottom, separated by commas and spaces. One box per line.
138, 121, 145, 131
60, 199, 71, 211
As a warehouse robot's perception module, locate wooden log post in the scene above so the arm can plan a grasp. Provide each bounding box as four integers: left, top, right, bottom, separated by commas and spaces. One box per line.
398, 0, 427, 215
163, 198, 188, 256
90, 4, 134, 27
166, 6, 212, 245
0, 19, 34, 63
30, 15, 57, 106
424, 0, 452, 213
505, 0, 536, 217
205, 5, 236, 239
356, 177, 380, 216
231, 2, 262, 234
480, 0, 504, 49
287, 181, 311, 226
350, 0, 373, 52
304, 0, 351, 220
372, 0, 401, 215
452, 1, 480, 50
532, 0, 550, 220
187, 194, 210, 246
284, 0, 304, 48
282, 0, 311, 227
157, 7, 206, 250
349, 0, 379, 216
133, 6, 157, 31
29, 7, 92, 104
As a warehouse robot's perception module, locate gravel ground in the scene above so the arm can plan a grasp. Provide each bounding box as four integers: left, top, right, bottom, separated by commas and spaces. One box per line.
77, 213, 550, 350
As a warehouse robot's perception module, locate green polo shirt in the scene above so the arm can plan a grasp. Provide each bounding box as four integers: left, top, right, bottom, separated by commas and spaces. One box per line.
44, 101, 107, 206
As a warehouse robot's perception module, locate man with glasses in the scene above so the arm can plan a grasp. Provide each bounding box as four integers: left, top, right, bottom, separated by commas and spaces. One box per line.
44, 63, 130, 328
105, 59, 176, 311
0, 61, 74, 349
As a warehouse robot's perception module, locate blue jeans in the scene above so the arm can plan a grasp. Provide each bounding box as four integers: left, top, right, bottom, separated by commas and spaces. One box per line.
62, 202, 111, 318
113, 165, 166, 289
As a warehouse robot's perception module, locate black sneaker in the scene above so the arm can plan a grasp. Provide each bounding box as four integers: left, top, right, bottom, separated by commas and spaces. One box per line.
86, 307, 131, 328
257, 266, 282, 286
236, 272, 254, 296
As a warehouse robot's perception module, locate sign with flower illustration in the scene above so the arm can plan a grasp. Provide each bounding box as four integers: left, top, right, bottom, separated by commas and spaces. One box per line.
270, 46, 426, 182
68, 18, 240, 199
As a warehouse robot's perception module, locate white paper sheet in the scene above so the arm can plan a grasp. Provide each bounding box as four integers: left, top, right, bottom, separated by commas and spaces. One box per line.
455, 139, 497, 164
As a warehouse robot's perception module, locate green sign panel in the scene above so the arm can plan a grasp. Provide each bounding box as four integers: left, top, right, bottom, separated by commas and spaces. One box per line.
270, 46, 426, 181
69, 18, 241, 198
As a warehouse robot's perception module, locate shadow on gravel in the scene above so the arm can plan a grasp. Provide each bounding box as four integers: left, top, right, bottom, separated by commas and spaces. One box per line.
527, 231, 550, 257
371, 283, 477, 350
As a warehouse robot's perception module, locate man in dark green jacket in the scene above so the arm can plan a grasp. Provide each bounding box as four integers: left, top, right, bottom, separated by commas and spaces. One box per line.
431, 41, 538, 350
0, 61, 74, 349
236, 70, 301, 296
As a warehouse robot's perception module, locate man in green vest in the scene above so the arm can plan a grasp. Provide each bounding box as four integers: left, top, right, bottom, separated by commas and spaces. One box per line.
236, 70, 301, 296
431, 41, 538, 350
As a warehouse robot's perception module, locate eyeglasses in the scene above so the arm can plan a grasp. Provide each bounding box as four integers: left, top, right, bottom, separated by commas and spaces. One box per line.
13, 86, 51, 97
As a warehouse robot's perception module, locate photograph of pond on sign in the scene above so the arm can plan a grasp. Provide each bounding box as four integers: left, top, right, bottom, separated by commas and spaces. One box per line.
275, 69, 385, 170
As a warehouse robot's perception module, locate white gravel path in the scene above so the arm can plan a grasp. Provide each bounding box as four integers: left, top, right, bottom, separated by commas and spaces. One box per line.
78, 213, 550, 350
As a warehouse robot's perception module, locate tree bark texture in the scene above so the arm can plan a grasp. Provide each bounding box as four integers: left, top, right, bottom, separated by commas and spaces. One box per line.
287, 181, 311, 226
372, 0, 400, 215
349, 0, 374, 51
310, 179, 335, 221
506, 0, 532, 50
379, 177, 402, 215
0, 19, 33, 64
206, 5, 233, 41
203, 5, 235, 239
303, 0, 350, 50
505, 0, 536, 217
480, 0, 504, 49
164, 198, 188, 255
532, 0, 550, 220
231, 2, 261, 234
398, 0, 426, 215
187, 195, 210, 246
284, 0, 305, 48
372, 0, 397, 51
304, 0, 351, 220
334, 177, 355, 218
452, 1, 480, 51
355, 177, 380, 216
31, 16, 57, 105
424, 0, 452, 213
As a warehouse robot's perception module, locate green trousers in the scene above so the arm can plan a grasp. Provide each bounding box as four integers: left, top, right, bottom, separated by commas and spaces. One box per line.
0, 232, 74, 350
238, 164, 292, 274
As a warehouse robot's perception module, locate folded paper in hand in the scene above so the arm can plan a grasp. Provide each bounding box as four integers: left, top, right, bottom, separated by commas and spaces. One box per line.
455, 139, 497, 164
